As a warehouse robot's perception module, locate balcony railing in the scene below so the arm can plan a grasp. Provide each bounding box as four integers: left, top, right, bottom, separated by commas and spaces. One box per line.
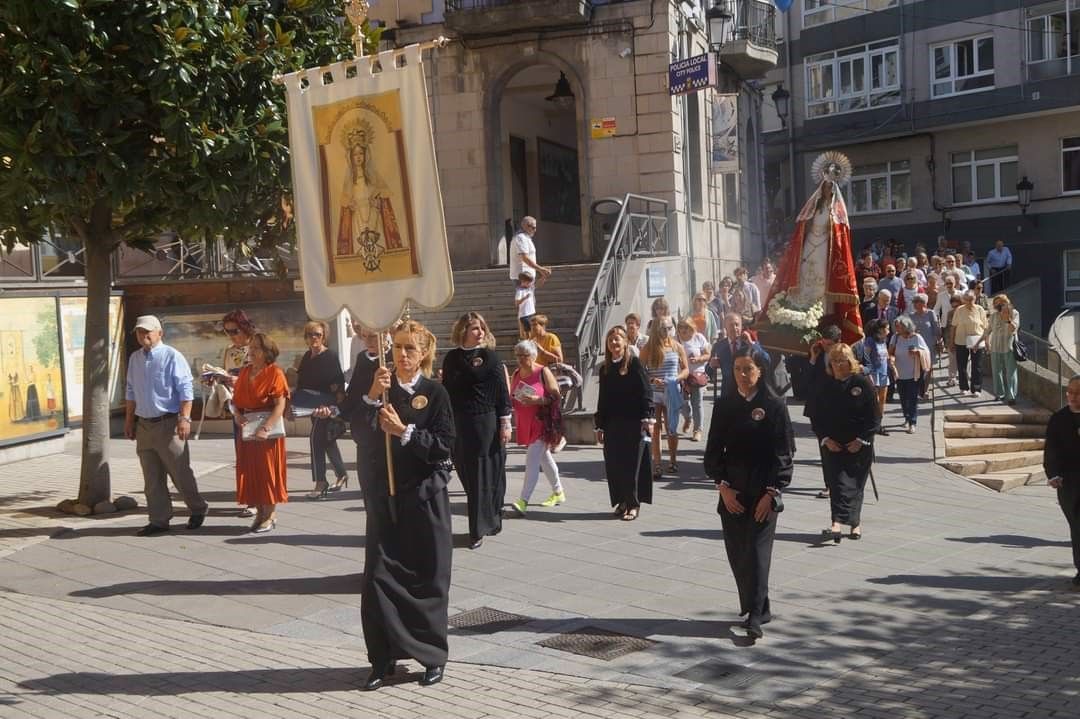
444, 0, 593, 36
731, 0, 778, 51
717, 0, 779, 80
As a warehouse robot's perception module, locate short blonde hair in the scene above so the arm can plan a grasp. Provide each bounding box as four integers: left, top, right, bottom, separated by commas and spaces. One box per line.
826, 343, 861, 376
303, 320, 329, 340
991, 293, 1011, 307
393, 320, 437, 377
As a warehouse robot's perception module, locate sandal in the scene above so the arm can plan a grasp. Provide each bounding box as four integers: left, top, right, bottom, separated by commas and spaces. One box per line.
622, 507, 639, 521
667, 462, 678, 474
613, 503, 626, 518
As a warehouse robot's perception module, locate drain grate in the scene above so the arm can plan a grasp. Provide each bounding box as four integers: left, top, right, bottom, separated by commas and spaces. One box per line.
537, 626, 656, 661
448, 606, 531, 633
676, 659, 768, 688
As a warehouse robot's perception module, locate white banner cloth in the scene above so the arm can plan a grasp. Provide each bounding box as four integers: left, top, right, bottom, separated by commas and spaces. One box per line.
283, 45, 452, 329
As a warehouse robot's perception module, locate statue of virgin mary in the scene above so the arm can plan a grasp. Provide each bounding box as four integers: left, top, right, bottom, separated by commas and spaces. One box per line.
759, 152, 863, 345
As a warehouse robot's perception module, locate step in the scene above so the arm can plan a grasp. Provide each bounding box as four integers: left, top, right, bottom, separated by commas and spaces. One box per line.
939, 450, 1045, 477
944, 437, 1046, 457
943, 407, 1052, 425
966, 465, 1047, 493
942, 422, 1046, 439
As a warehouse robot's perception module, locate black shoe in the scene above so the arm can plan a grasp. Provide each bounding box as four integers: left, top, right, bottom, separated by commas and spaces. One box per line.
136, 523, 169, 537
876, 427, 889, 436
849, 527, 862, 540
420, 665, 444, 687
746, 623, 764, 639
362, 660, 396, 691
186, 514, 205, 530
469, 537, 483, 550
1072, 573, 1080, 587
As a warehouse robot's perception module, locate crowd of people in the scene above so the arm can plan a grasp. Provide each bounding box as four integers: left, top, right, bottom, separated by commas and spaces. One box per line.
118, 230, 1080, 689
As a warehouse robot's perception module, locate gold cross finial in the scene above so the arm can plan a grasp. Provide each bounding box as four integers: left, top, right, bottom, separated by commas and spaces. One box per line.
344, 0, 370, 59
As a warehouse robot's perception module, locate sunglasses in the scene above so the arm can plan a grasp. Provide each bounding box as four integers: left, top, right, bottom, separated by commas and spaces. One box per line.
305, 332, 323, 338
224, 327, 241, 336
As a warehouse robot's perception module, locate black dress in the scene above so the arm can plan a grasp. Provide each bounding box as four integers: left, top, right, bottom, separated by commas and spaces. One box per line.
441, 346, 511, 542
1043, 406, 1080, 574
704, 388, 793, 627
354, 374, 454, 669
594, 356, 654, 509
811, 374, 879, 528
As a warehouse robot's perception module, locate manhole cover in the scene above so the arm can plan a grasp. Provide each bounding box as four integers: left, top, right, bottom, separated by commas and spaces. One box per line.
448, 606, 530, 633
676, 659, 768, 688
537, 626, 656, 661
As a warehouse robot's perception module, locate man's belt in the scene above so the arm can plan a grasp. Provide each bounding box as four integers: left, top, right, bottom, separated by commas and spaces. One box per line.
138, 412, 178, 423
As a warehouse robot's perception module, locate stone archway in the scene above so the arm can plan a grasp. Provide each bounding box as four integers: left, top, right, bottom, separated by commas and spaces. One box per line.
485, 53, 590, 266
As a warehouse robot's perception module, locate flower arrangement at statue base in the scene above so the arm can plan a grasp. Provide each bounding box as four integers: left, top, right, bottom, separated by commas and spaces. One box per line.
764, 292, 824, 345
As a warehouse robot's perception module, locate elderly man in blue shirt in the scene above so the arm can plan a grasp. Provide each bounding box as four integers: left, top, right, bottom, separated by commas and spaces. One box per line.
124, 315, 208, 536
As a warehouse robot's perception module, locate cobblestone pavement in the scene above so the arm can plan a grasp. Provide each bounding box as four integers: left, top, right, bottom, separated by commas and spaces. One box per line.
0, 370, 1077, 718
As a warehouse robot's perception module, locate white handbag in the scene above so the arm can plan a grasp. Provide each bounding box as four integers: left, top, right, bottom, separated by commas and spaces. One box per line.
233, 402, 286, 441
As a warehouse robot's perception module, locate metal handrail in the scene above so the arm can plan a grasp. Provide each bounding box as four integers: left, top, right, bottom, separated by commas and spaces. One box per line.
575, 193, 670, 376
1048, 308, 1080, 371
730, 0, 778, 51
1018, 323, 1076, 409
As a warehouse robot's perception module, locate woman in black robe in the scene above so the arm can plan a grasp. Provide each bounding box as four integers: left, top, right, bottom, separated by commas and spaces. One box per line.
811, 343, 879, 543
1044, 376, 1080, 587
442, 312, 512, 549
594, 325, 654, 520
704, 343, 793, 640
349, 320, 454, 690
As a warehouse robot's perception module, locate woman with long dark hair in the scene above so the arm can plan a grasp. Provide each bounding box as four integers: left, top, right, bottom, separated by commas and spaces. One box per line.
704, 343, 793, 639
442, 312, 512, 549
595, 326, 654, 521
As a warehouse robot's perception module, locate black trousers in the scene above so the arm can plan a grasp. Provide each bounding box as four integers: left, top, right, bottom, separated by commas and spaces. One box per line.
954, 345, 984, 392
1058, 480, 1080, 573
310, 416, 347, 483
719, 493, 776, 623
823, 446, 872, 527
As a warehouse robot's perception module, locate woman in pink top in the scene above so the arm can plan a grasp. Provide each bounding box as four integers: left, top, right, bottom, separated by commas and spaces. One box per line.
508, 339, 564, 516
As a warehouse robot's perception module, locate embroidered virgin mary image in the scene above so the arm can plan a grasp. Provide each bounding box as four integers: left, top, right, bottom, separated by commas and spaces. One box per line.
313, 90, 419, 285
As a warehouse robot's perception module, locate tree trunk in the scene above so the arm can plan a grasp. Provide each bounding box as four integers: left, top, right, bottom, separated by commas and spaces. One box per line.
76, 217, 116, 507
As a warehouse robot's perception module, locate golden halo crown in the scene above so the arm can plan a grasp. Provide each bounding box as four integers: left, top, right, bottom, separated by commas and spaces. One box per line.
811, 151, 852, 185
345, 118, 375, 150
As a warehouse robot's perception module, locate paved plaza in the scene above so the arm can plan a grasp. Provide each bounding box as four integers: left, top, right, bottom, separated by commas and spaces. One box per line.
1, 371, 1078, 718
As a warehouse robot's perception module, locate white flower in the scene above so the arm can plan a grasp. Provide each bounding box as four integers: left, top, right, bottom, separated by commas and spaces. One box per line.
767, 294, 824, 331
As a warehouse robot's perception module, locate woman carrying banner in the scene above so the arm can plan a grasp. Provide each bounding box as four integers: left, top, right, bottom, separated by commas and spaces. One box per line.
354, 320, 454, 691
594, 326, 654, 521
705, 343, 793, 639
442, 312, 512, 549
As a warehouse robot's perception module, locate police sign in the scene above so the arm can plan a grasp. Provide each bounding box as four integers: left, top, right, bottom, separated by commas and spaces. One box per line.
668, 53, 716, 96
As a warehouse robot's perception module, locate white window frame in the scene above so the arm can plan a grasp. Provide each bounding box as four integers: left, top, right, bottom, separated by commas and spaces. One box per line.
841, 160, 912, 215
1065, 248, 1080, 306
950, 147, 1018, 205
1027, 8, 1078, 64
805, 39, 901, 118
1063, 136, 1080, 195
930, 34, 996, 98
803, 0, 897, 29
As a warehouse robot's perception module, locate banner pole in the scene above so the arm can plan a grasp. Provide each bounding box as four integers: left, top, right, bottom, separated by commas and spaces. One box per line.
377, 337, 398, 523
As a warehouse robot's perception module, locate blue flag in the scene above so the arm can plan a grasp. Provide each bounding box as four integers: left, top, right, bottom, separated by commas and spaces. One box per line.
774, 0, 793, 10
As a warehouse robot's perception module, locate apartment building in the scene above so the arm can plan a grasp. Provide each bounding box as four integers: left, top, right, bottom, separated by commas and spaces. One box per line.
369, 0, 781, 289
761, 0, 1080, 333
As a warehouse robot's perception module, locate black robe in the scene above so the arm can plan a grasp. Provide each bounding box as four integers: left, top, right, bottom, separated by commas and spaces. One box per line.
441, 346, 511, 541
354, 374, 454, 668
1043, 406, 1080, 573
704, 388, 793, 623
594, 356, 654, 508
811, 373, 879, 527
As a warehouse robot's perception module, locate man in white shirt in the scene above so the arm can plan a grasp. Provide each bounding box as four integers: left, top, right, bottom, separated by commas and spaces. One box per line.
509, 216, 551, 287
985, 239, 1013, 294
939, 255, 968, 291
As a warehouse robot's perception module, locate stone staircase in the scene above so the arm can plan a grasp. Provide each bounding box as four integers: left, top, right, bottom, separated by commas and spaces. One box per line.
404, 263, 599, 368
939, 405, 1052, 492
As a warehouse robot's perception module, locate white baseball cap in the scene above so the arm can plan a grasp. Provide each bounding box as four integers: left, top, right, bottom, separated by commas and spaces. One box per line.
134, 315, 163, 332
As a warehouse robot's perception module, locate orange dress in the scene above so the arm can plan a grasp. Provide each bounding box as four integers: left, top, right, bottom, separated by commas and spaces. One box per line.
233, 364, 290, 506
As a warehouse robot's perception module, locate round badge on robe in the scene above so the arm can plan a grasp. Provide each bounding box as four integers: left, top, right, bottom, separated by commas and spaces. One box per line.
751, 408, 766, 421
411, 395, 429, 410
471, 356, 484, 367
851, 386, 863, 397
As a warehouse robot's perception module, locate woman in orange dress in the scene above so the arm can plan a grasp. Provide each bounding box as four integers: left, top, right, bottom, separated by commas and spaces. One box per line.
232, 333, 290, 533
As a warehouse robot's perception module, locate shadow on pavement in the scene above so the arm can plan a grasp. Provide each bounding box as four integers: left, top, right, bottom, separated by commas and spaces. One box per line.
946, 534, 1070, 548
18, 667, 370, 695
866, 573, 1049, 592
68, 573, 364, 598
223, 533, 365, 548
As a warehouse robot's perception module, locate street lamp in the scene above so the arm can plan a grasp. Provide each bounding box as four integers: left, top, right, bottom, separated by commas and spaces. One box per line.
545, 71, 575, 109
707, 0, 734, 52
1016, 176, 1034, 214
771, 84, 790, 127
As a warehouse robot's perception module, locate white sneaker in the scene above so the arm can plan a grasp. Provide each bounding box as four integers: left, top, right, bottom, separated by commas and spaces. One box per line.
906, 424, 915, 434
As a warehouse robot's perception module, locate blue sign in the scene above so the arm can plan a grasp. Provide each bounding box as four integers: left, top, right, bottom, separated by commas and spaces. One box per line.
668, 53, 716, 96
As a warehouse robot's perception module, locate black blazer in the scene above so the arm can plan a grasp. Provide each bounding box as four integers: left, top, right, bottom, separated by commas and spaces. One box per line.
705, 388, 794, 498
1043, 406, 1080, 483
810, 374, 879, 444
354, 374, 455, 501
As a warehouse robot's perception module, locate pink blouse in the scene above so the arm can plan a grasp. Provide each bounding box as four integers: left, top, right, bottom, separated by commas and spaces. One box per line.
511, 367, 546, 446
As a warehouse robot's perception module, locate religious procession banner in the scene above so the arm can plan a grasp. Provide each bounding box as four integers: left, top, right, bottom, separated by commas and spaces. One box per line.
282, 45, 452, 329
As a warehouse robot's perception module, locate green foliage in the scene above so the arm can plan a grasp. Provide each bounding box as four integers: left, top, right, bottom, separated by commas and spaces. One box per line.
0, 0, 379, 252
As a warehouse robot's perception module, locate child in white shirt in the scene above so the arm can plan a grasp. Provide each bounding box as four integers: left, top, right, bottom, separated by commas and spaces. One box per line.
516, 271, 536, 338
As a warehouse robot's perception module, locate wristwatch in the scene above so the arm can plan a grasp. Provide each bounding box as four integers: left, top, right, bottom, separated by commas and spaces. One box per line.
178, 416, 191, 423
